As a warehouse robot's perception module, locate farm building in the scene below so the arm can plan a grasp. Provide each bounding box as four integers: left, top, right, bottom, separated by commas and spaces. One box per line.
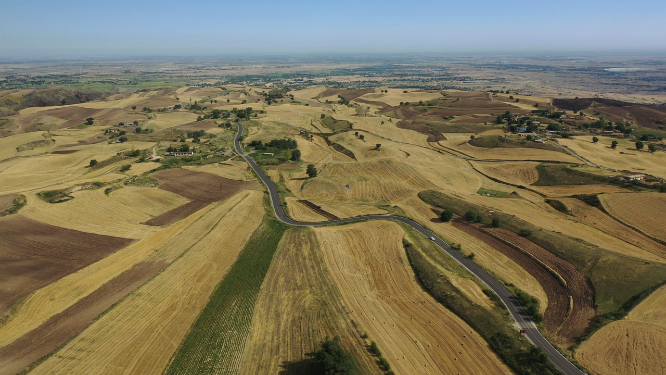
624, 174, 645, 181
164, 152, 194, 157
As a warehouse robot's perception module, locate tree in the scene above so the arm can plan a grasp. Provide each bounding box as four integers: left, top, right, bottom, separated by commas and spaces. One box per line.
306, 164, 317, 178
132, 105, 136, 110
359, 134, 364, 140
135, 127, 142, 133
636, 141, 644, 150
118, 136, 128, 143
492, 217, 501, 228
85, 117, 94, 125
470, 135, 475, 140
291, 149, 301, 161
321, 113, 326, 119
354, 131, 359, 137
133, 120, 139, 126
89, 159, 97, 167
611, 140, 618, 149
648, 143, 657, 153
314, 336, 360, 375
592, 136, 599, 143
375, 144, 381, 150
464, 209, 482, 223
440, 210, 453, 222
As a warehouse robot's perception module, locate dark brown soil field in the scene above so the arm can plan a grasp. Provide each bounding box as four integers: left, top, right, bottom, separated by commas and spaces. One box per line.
451, 220, 570, 341
596, 106, 666, 129
483, 226, 595, 344
0, 260, 167, 375
0, 194, 18, 212
50, 150, 79, 154
143, 169, 260, 226
397, 120, 446, 141
0, 216, 133, 318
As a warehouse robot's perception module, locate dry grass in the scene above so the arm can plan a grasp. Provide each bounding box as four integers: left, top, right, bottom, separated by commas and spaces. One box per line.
285, 197, 327, 222
20, 187, 184, 239
30, 190, 264, 375
315, 221, 512, 375
357, 89, 441, 107
312, 200, 388, 218
239, 227, 381, 374
531, 184, 631, 197
144, 111, 199, 132
438, 139, 579, 162
260, 104, 328, 132
0, 202, 216, 350
183, 160, 255, 181
559, 136, 666, 179
397, 196, 549, 313
471, 161, 540, 186
600, 192, 666, 243
559, 198, 666, 262
576, 284, 666, 375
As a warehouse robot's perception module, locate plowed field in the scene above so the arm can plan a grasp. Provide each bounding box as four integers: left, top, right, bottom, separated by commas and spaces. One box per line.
315, 221, 511, 375
0, 215, 133, 318
145, 168, 260, 225
30, 190, 264, 375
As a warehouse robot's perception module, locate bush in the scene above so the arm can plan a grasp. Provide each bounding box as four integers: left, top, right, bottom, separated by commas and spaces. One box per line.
440, 210, 453, 222
314, 337, 360, 375
491, 217, 501, 227
518, 229, 532, 237
119, 164, 131, 172
89, 159, 97, 167
290, 149, 301, 161
464, 209, 482, 223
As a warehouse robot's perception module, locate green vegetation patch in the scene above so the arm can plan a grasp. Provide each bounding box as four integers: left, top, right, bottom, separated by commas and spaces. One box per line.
16, 139, 55, 152
38, 182, 105, 203
469, 135, 564, 153
322, 116, 353, 131
0, 194, 27, 216
418, 190, 666, 315
545, 199, 570, 214
331, 142, 357, 160
533, 164, 608, 186
313, 336, 362, 375
166, 216, 288, 374
477, 187, 509, 198
402, 227, 558, 375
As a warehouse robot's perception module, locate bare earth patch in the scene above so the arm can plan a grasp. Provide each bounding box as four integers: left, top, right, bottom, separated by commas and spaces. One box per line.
0, 215, 133, 318
0, 194, 18, 212
144, 169, 260, 226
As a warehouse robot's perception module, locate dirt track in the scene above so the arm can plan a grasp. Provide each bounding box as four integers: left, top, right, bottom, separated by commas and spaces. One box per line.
0, 215, 133, 318
451, 220, 570, 340
0, 260, 166, 375
144, 168, 260, 226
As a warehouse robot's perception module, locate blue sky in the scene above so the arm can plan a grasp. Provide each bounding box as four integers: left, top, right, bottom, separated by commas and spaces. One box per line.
2, 0, 665, 57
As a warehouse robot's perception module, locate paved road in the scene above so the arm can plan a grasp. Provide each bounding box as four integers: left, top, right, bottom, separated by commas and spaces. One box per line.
233, 123, 585, 375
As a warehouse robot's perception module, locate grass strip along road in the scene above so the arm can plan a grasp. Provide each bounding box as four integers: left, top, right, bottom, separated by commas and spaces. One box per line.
233, 122, 585, 375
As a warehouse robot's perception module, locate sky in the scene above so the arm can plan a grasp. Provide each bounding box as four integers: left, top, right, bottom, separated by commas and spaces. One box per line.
1, 0, 665, 58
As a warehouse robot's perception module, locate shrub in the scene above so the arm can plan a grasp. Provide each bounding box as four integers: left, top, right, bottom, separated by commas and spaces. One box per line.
314, 337, 360, 375
518, 229, 532, 237
440, 210, 453, 222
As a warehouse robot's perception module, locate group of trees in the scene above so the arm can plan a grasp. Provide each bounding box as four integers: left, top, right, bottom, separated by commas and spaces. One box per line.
232, 107, 253, 120
266, 138, 297, 149
337, 95, 350, 106
313, 337, 360, 375
85, 117, 94, 125
166, 144, 191, 153
306, 164, 317, 178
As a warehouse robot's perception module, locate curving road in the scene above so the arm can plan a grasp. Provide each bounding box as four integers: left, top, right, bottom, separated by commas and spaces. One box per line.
233, 123, 584, 375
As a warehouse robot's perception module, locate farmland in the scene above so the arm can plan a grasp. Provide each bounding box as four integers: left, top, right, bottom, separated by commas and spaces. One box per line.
2, 83, 666, 375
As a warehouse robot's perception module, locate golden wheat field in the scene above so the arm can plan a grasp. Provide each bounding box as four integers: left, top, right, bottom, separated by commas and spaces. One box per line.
576, 284, 666, 375
356, 89, 442, 107
30, 191, 264, 375
599, 192, 666, 243
470, 161, 540, 186
559, 136, 666, 179
284, 197, 327, 222
239, 228, 382, 374
315, 221, 512, 374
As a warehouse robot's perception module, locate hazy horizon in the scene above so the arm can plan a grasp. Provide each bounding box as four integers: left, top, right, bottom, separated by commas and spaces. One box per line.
2, 0, 665, 59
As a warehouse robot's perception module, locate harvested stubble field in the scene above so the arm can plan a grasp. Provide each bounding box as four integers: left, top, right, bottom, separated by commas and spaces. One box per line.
145, 168, 260, 226
284, 197, 327, 222
600, 192, 666, 243
30, 190, 265, 375
470, 161, 541, 186
315, 221, 511, 375
558, 198, 666, 262
300, 159, 435, 204
576, 284, 666, 375
451, 220, 567, 333
0, 215, 133, 318
239, 228, 381, 374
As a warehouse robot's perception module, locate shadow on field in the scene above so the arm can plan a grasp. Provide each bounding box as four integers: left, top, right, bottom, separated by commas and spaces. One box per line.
279, 355, 320, 375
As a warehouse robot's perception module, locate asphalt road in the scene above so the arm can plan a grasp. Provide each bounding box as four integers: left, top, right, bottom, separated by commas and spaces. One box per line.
233, 123, 585, 375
